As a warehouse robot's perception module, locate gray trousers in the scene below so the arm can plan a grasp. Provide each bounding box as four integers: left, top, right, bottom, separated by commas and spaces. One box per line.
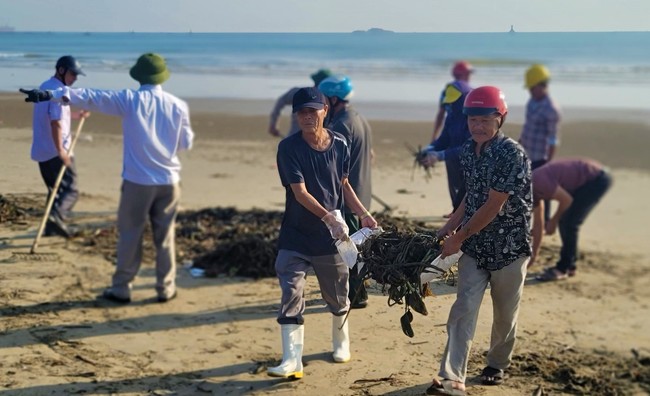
111, 180, 180, 300
439, 254, 528, 383
275, 249, 350, 325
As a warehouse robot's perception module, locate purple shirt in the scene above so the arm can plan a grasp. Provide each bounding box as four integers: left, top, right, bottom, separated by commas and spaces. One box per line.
532, 158, 604, 205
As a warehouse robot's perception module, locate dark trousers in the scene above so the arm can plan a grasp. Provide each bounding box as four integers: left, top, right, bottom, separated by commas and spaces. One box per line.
38, 156, 79, 222
446, 156, 466, 212
344, 212, 368, 304
557, 171, 612, 272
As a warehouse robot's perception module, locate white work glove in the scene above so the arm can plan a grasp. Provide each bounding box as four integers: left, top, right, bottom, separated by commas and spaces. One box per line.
321, 209, 349, 241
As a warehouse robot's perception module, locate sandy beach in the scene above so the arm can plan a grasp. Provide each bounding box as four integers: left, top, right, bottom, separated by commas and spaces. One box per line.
1, 91, 649, 395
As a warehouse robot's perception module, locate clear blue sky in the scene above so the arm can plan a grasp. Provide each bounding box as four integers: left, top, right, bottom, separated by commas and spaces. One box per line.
2, 0, 648, 33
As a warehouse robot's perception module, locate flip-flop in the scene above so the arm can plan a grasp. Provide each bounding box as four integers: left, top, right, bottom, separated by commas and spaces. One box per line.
480, 366, 506, 385
535, 267, 568, 282
426, 379, 466, 395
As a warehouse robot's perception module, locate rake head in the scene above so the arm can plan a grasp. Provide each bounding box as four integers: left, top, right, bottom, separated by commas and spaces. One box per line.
8, 251, 60, 262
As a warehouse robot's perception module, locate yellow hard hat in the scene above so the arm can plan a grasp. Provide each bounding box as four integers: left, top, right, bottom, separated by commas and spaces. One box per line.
525, 64, 551, 89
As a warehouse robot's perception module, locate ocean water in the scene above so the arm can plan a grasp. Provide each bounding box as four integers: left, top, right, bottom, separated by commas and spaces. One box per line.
1, 31, 648, 119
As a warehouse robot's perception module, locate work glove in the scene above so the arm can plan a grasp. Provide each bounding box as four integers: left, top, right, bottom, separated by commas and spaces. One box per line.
19, 88, 53, 103
321, 209, 349, 241
418, 147, 444, 167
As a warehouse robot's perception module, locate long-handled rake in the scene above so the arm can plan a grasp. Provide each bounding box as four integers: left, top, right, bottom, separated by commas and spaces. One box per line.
10, 117, 86, 262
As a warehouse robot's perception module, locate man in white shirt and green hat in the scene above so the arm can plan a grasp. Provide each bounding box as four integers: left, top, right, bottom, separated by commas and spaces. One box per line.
21, 53, 195, 304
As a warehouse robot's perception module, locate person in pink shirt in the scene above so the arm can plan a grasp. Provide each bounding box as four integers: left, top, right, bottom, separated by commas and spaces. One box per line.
530, 158, 612, 281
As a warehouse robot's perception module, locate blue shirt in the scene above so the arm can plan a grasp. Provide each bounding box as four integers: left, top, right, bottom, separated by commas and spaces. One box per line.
276, 129, 350, 256
459, 133, 533, 270
432, 80, 472, 161
31, 77, 71, 162
519, 95, 561, 162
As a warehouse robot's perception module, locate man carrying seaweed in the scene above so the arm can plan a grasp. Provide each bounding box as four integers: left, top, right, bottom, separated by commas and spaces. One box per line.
421, 86, 532, 395
268, 87, 377, 379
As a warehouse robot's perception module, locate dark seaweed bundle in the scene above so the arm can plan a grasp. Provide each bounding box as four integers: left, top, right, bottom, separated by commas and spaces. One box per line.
358, 229, 445, 337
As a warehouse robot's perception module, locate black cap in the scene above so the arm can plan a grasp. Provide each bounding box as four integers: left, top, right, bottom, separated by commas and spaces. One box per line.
292, 87, 327, 113
55, 55, 85, 76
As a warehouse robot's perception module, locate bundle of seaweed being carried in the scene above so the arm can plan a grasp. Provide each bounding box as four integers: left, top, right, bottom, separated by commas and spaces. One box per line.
357, 228, 445, 337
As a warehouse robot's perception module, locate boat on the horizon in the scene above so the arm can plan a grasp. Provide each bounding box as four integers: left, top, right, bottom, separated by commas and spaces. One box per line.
509, 25, 515, 33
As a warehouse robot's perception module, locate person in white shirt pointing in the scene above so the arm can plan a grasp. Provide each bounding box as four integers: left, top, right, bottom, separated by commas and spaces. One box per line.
21, 53, 195, 304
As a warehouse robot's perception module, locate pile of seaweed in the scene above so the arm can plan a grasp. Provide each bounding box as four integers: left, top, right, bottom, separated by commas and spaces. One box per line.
71, 207, 439, 280
488, 347, 650, 395
0, 194, 42, 224
177, 207, 283, 278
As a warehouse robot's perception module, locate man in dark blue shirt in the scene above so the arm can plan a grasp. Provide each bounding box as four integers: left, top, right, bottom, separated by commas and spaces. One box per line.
268, 87, 377, 380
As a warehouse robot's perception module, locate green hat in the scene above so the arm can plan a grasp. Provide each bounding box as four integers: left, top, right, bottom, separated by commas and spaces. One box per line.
310, 68, 333, 86
129, 53, 170, 85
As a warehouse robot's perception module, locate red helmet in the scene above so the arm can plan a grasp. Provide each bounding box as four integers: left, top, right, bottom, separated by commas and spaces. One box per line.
463, 86, 508, 118
452, 61, 473, 78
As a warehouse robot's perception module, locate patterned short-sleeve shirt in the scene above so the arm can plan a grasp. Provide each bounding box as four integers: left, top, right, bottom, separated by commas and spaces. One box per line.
460, 133, 533, 270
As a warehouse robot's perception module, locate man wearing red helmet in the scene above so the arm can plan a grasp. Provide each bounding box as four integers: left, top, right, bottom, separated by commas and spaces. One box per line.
425, 86, 532, 395
424, 61, 473, 215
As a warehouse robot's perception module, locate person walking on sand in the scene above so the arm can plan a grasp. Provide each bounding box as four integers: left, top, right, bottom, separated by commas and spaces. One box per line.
421, 61, 473, 215
268, 68, 332, 137
29, 55, 90, 238
319, 75, 374, 309
531, 158, 612, 281
268, 87, 378, 379
421, 86, 532, 396
21, 53, 194, 304
519, 64, 560, 222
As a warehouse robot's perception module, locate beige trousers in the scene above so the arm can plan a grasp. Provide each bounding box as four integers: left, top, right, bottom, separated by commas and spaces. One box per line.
111, 180, 181, 300
438, 254, 529, 383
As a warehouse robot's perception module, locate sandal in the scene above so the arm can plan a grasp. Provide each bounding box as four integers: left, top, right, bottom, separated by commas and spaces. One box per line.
480, 366, 506, 386
426, 379, 466, 396
535, 267, 568, 282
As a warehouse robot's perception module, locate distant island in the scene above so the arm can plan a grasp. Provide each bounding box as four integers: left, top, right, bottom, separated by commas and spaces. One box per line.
352, 28, 395, 34
0, 24, 16, 33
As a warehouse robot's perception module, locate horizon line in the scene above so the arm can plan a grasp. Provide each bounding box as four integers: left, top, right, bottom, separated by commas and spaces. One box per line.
3, 29, 649, 34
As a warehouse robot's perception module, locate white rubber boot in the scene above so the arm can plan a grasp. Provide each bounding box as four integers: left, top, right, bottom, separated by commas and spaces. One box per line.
267, 324, 304, 379
332, 315, 351, 363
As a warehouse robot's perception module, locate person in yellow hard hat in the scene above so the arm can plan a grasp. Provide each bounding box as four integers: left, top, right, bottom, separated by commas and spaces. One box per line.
519, 64, 561, 171
519, 64, 561, 222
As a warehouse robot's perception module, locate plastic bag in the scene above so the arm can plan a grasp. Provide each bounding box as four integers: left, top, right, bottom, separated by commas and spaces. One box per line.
420, 251, 463, 284
336, 239, 359, 269
349, 227, 383, 246
348, 227, 383, 272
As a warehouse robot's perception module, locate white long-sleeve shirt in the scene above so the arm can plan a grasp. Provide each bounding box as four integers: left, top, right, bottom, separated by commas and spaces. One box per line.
56, 85, 194, 185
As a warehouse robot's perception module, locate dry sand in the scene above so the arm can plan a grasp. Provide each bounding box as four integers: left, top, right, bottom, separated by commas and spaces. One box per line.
1, 92, 649, 395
